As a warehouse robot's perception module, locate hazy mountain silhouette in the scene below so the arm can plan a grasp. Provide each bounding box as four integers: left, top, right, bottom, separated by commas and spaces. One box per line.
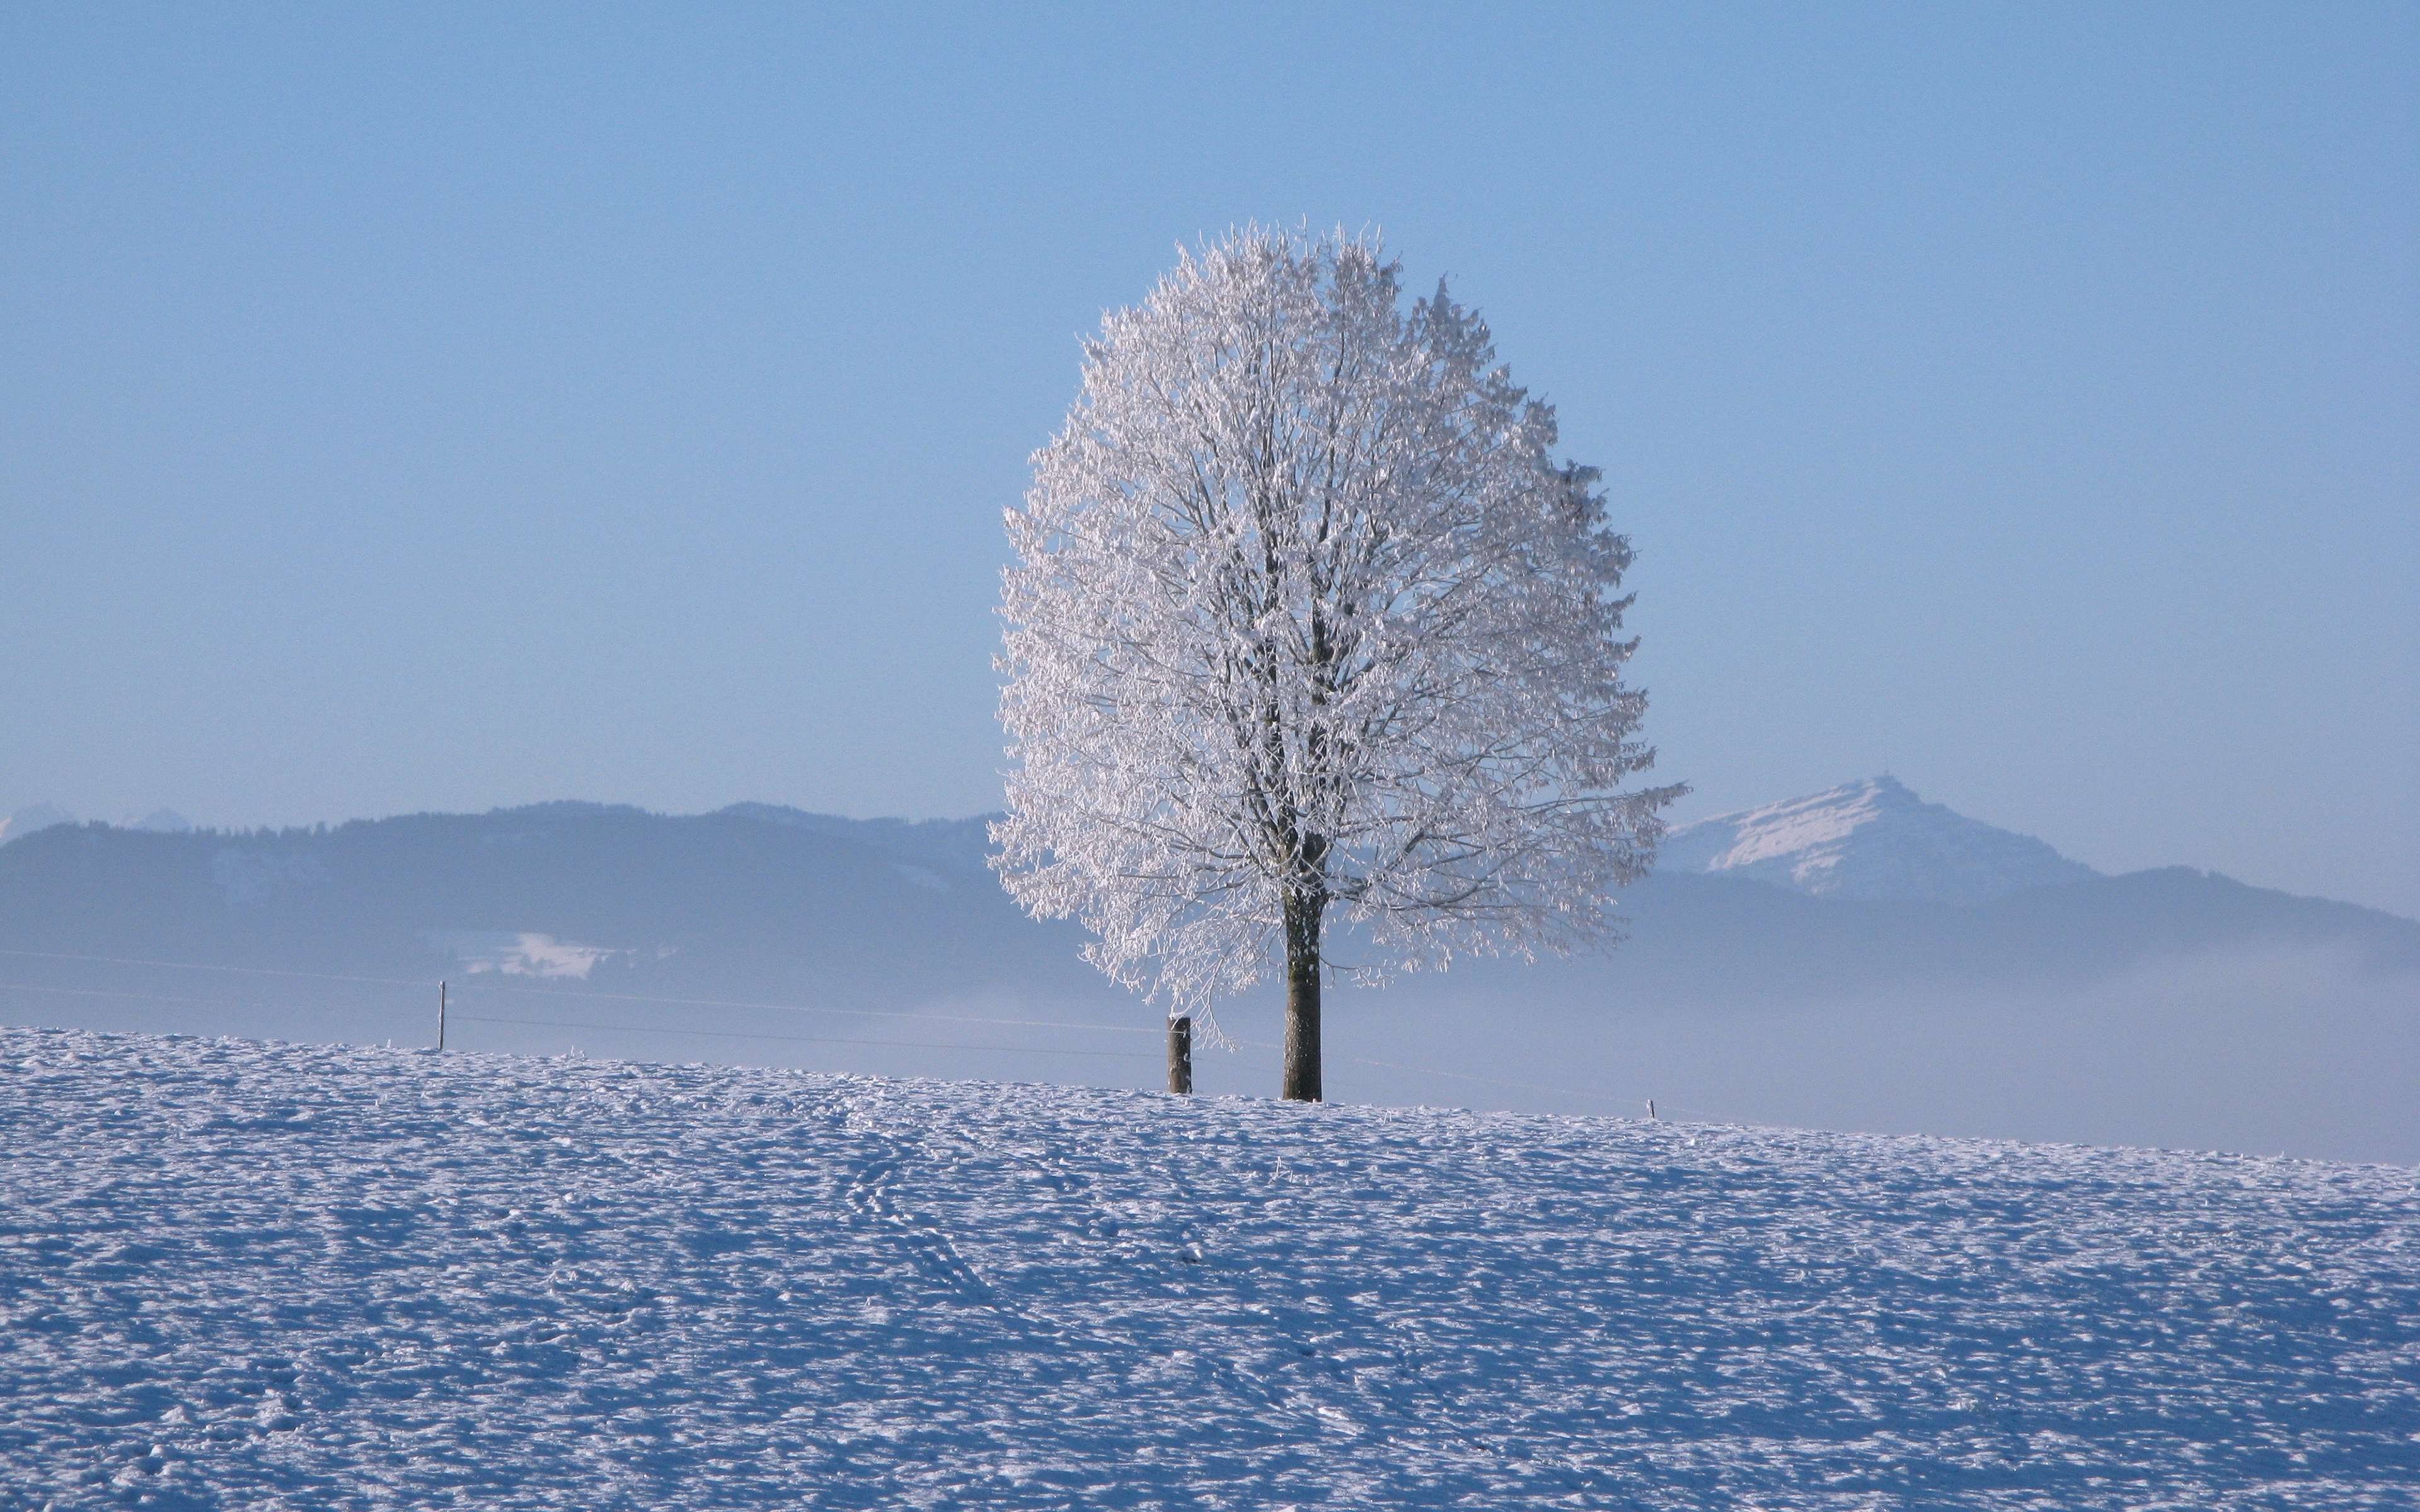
715, 803, 996, 874
3, 791, 2409, 1005
0, 803, 1080, 1004
0, 803, 77, 846
2, 789, 2412, 1160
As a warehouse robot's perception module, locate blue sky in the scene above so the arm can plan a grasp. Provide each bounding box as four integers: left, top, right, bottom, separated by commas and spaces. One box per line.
3, 4, 2413, 916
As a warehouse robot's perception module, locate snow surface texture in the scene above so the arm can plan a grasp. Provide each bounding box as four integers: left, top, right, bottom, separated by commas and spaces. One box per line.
4, 1030, 2416, 1510
1658, 777, 2099, 905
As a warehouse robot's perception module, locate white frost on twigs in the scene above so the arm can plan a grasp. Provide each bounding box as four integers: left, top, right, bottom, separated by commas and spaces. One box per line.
995, 226, 1682, 1034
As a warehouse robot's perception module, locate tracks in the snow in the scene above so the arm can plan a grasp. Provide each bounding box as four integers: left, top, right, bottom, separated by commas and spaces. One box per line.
823, 1087, 1573, 1487
837, 1150, 999, 1305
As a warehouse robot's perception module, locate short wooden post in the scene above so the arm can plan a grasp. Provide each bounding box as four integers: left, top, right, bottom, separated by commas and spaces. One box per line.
1167, 1015, 1192, 1094
438, 980, 447, 1051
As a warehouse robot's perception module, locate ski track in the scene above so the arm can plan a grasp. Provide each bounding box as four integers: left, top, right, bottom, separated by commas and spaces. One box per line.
3, 1029, 2416, 1510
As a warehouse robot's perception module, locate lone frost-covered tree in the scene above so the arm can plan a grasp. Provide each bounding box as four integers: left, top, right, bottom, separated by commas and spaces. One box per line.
995, 227, 1681, 1101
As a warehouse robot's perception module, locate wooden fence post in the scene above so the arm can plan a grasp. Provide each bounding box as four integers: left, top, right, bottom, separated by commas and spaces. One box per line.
1167, 1015, 1192, 1095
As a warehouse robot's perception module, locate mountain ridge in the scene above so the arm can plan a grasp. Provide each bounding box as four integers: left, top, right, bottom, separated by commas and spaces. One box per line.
1659, 775, 2100, 905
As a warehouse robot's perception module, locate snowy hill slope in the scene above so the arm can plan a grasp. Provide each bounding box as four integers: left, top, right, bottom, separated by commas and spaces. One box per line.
1659, 776, 2098, 904
5, 1029, 2416, 1509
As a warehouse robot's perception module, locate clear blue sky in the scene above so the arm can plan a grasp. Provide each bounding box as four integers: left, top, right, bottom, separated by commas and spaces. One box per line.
4, 4, 2413, 916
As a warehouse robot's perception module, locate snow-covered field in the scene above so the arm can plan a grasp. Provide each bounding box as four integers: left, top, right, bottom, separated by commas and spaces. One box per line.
4, 1029, 2417, 1509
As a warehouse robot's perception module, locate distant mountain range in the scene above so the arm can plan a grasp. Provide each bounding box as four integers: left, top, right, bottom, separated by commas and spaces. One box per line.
0, 803, 78, 845
3, 783, 2412, 1162
8, 786, 2406, 999
1, 802, 188, 844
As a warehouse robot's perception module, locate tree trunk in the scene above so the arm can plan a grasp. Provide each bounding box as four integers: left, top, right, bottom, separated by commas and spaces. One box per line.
1167, 1015, 1193, 1095
1281, 886, 1324, 1102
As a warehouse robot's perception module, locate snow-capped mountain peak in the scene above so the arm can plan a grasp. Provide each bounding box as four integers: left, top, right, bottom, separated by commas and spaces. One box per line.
0, 803, 76, 847
1657, 776, 2097, 905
